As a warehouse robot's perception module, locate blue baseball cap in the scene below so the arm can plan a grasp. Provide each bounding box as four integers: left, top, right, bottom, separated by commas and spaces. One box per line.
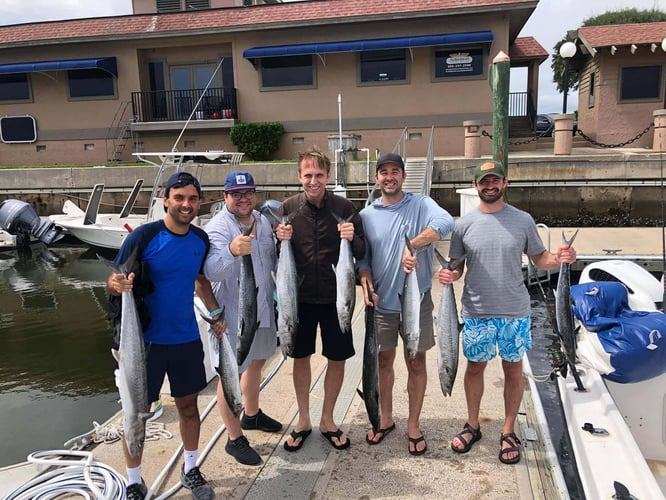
224, 171, 256, 192
165, 171, 201, 195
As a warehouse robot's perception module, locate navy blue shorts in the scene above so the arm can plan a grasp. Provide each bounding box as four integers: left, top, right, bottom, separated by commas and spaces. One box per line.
146, 339, 207, 402
291, 303, 355, 361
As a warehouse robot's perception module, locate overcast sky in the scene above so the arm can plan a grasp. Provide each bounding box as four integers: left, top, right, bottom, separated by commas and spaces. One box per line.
0, 0, 661, 113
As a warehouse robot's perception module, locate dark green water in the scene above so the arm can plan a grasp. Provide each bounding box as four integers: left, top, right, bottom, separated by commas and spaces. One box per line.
0, 244, 119, 468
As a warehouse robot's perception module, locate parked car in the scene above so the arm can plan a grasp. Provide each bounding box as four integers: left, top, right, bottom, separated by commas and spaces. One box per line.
536, 114, 554, 137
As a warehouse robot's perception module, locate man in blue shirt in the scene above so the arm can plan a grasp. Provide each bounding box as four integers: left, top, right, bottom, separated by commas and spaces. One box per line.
107, 172, 223, 500
357, 153, 454, 456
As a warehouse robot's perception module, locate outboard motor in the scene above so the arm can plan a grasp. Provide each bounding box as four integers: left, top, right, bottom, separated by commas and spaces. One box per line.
0, 199, 63, 246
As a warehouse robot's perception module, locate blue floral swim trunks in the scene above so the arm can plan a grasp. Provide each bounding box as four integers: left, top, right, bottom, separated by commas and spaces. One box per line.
461, 316, 532, 363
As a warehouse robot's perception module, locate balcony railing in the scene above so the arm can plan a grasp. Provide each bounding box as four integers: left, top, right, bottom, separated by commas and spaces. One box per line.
131, 87, 237, 122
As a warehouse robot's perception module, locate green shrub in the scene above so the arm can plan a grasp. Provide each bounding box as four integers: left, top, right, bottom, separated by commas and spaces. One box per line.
230, 122, 285, 161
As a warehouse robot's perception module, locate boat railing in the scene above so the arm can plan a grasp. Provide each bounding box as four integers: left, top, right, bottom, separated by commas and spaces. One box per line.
527, 223, 552, 285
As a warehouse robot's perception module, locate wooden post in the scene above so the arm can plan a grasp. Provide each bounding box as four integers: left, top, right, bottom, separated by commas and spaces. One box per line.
491, 51, 510, 177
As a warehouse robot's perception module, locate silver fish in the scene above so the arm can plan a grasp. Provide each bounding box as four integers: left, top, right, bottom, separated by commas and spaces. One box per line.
332, 212, 356, 335
99, 248, 151, 459
555, 229, 579, 376
434, 250, 465, 397
401, 235, 422, 359
272, 212, 299, 357
200, 309, 243, 418
356, 281, 380, 431
237, 220, 260, 367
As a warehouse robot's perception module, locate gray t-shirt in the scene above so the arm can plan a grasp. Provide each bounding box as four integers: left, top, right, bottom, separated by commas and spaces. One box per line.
449, 204, 545, 318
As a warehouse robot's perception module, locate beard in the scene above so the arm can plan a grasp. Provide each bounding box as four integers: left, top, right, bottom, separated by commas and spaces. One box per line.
478, 187, 504, 204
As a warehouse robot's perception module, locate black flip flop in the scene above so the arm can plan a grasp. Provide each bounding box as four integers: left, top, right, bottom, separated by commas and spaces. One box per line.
321, 428, 350, 450
366, 423, 396, 445
408, 434, 427, 456
283, 428, 312, 452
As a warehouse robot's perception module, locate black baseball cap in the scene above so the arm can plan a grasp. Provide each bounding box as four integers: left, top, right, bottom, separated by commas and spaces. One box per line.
165, 171, 201, 196
376, 153, 405, 171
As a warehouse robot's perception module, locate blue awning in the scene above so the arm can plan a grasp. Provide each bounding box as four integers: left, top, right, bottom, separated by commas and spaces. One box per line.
0, 57, 118, 77
243, 31, 493, 59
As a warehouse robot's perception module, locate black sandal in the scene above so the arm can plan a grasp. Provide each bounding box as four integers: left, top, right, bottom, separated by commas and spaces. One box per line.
283, 428, 312, 452
451, 422, 482, 453
498, 432, 521, 464
408, 434, 427, 456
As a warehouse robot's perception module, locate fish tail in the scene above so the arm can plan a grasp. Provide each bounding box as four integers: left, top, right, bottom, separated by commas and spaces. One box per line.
562, 228, 579, 247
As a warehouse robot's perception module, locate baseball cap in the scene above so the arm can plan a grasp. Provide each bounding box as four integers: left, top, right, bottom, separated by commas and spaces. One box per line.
224, 171, 256, 192
164, 171, 201, 195
375, 152, 405, 171
474, 161, 505, 182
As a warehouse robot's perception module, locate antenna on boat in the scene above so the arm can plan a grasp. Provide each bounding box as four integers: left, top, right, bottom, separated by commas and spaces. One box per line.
659, 136, 666, 313
169, 57, 225, 154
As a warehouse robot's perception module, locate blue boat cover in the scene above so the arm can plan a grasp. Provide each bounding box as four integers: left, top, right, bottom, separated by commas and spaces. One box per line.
243, 32, 494, 59
571, 281, 666, 383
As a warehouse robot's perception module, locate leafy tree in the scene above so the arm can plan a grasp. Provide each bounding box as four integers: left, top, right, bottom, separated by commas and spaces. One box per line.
551, 9, 666, 95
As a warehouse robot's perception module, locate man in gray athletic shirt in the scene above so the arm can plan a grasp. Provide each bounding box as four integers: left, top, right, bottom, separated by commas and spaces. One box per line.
358, 152, 454, 456
439, 160, 576, 465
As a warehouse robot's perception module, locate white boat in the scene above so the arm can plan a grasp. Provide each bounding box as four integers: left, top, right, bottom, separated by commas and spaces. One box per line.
49, 180, 147, 249
557, 259, 666, 499
50, 151, 237, 249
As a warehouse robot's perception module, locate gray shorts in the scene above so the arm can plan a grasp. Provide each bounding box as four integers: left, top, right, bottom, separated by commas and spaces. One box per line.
210, 326, 277, 374
374, 291, 435, 353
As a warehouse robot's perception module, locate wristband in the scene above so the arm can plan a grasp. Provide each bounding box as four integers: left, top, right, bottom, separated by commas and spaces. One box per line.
209, 307, 223, 318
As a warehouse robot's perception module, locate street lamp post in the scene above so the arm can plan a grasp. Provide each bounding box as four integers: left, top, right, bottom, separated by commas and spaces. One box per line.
560, 41, 577, 114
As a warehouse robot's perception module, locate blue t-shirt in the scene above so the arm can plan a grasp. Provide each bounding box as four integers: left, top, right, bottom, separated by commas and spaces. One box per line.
114, 220, 209, 344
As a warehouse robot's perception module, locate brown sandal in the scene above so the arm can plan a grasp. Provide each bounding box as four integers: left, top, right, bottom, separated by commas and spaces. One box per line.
451, 422, 482, 453
498, 432, 521, 464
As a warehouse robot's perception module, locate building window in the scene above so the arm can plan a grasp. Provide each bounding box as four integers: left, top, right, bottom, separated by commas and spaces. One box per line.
588, 71, 595, 108
0, 73, 31, 102
260, 55, 314, 89
620, 65, 661, 101
359, 49, 407, 83
156, 0, 209, 12
68, 69, 116, 99
433, 47, 485, 79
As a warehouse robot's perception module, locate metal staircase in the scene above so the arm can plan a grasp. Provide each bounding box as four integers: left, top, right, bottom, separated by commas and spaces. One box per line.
402, 126, 435, 195
106, 101, 133, 162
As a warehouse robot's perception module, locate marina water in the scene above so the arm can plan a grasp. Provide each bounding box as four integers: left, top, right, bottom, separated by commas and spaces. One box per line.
0, 244, 118, 468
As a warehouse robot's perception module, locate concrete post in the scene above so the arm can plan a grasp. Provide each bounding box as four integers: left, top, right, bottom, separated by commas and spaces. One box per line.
463, 120, 485, 158
553, 114, 574, 155
653, 110, 666, 152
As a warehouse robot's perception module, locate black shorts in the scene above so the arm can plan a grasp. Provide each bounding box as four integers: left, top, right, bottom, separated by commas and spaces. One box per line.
291, 303, 355, 361
146, 339, 207, 402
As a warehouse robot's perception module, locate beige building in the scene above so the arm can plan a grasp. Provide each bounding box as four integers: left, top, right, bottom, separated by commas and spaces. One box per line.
0, 0, 547, 166
572, 21, 666, 149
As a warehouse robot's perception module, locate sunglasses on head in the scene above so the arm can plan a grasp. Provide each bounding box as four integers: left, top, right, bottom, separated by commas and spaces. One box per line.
171, 172, 201, 190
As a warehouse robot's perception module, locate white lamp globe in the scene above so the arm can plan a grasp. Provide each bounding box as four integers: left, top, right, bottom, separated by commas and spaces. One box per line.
560, 41, 577, 59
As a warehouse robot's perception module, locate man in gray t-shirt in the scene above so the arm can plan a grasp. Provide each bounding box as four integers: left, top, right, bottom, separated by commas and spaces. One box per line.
439, 160, 576, 465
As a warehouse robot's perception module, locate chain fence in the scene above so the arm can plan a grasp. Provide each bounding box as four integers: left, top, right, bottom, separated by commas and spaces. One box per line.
481, 122, 654, 148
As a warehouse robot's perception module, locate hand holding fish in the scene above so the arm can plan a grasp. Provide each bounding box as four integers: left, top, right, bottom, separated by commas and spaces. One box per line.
109, 272, 135, 295
360, 273, 378, 307
338, 221, 354, 241
230, 233, 254, 256
438, 267, 460, 285
276, 223, 293, 241
556, 245, 577, 264
402, 243, 418, 273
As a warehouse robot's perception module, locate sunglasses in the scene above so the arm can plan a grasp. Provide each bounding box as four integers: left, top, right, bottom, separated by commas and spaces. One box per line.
170, 172, 201, 190
227, 190, 256, 200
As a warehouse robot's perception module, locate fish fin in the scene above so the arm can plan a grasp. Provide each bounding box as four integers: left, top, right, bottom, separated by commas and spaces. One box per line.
242, 219, 256, 236
448, 254, 467, 271
111, 348, 120, 363
434, 248, 447, 268
139, 411, 154, 422
404, 235, 415, 256
562, 228, 579, 247
356, 388, 365, 399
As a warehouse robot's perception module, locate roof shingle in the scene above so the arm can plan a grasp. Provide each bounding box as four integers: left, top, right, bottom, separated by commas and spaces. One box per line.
0, 0, 536, 47
578, 21, 666, 48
